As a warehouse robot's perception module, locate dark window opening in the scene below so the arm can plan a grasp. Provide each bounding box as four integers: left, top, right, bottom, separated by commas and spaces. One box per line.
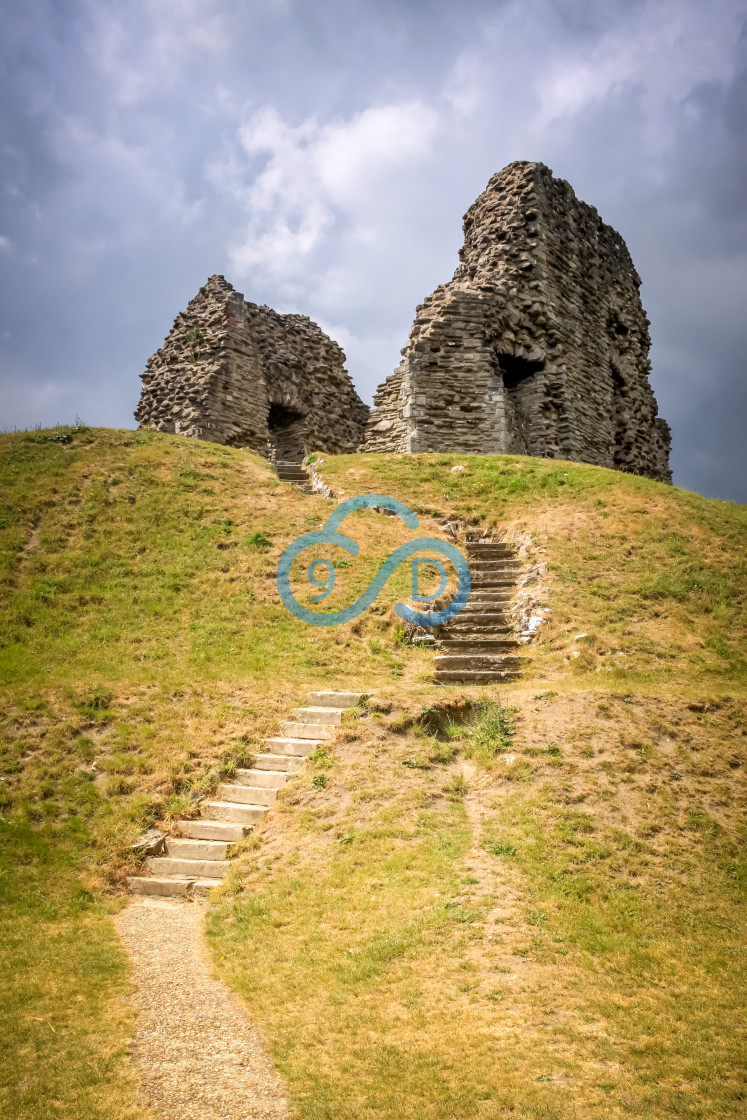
498, 352, 545, 390
267, 403, 307, 464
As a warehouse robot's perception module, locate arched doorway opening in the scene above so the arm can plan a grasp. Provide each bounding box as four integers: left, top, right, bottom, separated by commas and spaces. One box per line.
267, 402, 307, 464
496, 352, 545, 453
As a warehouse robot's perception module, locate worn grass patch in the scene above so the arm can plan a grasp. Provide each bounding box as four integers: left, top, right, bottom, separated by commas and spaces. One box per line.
207, 690, 747, 1120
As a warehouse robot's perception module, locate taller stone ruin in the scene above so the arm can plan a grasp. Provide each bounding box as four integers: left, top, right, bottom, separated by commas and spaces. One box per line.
365, 161, 671, 481
135, 275, 369, 462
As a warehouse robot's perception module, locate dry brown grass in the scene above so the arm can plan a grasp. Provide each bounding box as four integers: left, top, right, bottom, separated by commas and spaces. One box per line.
208, 688, 747, 1119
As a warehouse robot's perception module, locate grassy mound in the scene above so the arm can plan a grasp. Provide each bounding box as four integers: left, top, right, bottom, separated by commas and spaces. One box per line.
0, 427, 744, 1119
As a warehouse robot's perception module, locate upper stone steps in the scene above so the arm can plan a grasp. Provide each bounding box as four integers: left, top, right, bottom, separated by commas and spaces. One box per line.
434, 538, 522, 685
275, 461, 309, 483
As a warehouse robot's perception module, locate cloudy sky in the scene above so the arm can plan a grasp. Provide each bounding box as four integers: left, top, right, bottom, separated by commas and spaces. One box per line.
1, 0, 745, 500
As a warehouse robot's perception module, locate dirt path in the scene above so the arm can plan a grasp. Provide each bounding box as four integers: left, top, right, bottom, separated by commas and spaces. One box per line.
115, 898, 291, 1120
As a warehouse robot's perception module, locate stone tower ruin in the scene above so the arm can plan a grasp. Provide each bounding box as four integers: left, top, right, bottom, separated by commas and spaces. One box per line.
135, 275, 369, 462
365, 161, 671, 481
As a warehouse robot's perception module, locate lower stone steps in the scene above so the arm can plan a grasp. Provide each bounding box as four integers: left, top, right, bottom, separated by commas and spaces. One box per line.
218, 783, 277, 806
280, 721, 334, 740
178, 820, 247, 842
264, 736, 325, 755
253, 752, 304, 771
307, 690, 367, 707
234, 767, 288, 787
202, 801, 268, 825
128, 690, 369, 899
290, 706, 342, 725
146, 856, 229, 879
127, 876, 222, 899
165, 838, 229, 861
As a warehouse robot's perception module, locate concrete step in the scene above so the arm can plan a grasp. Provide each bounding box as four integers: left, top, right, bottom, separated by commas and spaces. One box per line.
470, 576, 516, 587
280, 722, 333, 740
456, 608, 510, 619
434, 669, 522, 684
178, 819, 249, 842
219, 783, 276, 806
443, 613, 515, 622
234, 768, 289, 788
469, 560, 517, 569
276, 462, 308, 481
192, 878, 225, 898
439, 640, 519, 652
434, 655, 523, 670
165, 838, 228, 861
446, 616, 513, 627
469, 559, 521, 569
466, 546, 514, 556
465, 593, 513, 602
290, 706, 343, 725
146, 857, 229, 879
202, 801, 269, 825
443, 631, 514, 642
128, 876, 193, 898
306, 690, 367, 707
265, 736, 320, 756
253, 752, 304, 771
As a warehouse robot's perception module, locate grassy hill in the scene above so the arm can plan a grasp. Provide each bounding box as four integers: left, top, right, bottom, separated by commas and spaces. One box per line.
1, 426, 745, 1119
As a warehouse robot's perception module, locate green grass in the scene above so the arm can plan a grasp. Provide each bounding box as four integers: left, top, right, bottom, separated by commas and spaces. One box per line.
1, 427, 745, 1118
0, 816, 141, 1119
321, 451, 747, 689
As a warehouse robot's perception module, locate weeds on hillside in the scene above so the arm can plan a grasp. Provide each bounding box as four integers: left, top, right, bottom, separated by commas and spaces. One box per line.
465, 702, 517, 766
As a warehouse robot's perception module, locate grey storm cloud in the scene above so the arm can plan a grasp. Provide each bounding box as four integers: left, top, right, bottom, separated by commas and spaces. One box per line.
1, 0, 745, 500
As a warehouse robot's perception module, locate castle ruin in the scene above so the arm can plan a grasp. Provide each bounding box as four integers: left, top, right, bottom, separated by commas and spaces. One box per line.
136, 163, 671, 482
135, 275, 369, 462
365, 161, 671, 481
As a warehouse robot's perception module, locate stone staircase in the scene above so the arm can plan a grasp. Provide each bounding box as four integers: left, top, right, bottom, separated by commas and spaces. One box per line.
275, 460, 310, 487
128, 690, 367, 899
433, 540, 522, 685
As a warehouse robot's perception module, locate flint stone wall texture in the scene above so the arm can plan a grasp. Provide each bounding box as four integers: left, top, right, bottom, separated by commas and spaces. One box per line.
365, 161, 671, 481
135, 275, 369, 462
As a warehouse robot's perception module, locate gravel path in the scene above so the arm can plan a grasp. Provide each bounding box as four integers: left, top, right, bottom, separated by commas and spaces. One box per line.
115, 898, 291, 1120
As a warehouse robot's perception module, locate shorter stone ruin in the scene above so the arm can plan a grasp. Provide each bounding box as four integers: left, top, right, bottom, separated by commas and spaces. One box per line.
135, 275, 369, 463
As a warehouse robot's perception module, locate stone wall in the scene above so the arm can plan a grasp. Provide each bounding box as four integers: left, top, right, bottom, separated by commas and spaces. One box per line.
365, 161, 671, 482
135, 275, 369, 461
